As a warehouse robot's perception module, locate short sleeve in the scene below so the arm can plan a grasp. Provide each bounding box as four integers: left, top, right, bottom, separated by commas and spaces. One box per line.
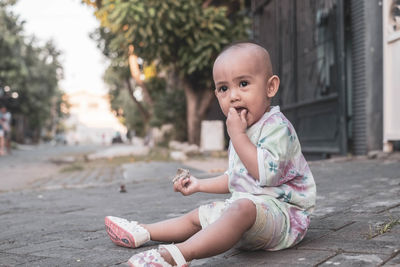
256, 121, 294, 186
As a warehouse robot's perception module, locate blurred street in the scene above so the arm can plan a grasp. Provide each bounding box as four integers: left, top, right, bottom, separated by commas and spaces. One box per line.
0, 144, 102, 192
0, 145, 400, 266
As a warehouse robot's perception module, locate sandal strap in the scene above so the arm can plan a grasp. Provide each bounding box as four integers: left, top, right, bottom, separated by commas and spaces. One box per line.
159, 244, 187, 266
128, 249, 173, 267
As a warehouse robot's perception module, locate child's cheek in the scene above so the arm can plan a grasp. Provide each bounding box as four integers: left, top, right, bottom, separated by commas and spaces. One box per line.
223, 106, 230, 118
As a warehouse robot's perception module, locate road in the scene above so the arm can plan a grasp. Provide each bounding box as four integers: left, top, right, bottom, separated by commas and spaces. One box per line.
0, 144, 101, 192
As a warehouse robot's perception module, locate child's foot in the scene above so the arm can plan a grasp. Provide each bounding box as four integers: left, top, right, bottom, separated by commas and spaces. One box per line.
105, 216, 150, 248
128, 244, 189, 267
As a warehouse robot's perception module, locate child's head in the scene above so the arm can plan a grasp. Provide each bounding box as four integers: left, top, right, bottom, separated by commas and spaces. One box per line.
213, 42, 280, 127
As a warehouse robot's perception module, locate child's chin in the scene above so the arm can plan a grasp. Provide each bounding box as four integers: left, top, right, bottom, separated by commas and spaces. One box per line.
246, 120, 255, 128
247, 115, 261, 127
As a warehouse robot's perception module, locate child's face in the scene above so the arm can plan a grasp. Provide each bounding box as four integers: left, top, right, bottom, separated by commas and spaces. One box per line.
213, 47, 271, 127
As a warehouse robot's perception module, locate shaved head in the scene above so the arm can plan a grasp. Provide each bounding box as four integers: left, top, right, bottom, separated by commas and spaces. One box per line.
214, 42, 273, 78
212, 41, 280, 127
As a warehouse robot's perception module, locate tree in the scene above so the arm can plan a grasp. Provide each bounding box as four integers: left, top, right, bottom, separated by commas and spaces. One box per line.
103, 59, 152, 130
18, 40, 64, 141
0, 2, 26, 91
83, 0, 251, 144
109, 76, 186, 140
0, 2, 65, 143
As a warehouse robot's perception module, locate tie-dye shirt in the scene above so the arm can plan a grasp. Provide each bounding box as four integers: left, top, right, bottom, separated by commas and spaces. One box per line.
226, 106, 316, 249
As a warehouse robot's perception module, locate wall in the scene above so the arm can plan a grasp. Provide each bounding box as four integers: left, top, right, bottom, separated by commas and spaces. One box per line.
383, 0, 400, 147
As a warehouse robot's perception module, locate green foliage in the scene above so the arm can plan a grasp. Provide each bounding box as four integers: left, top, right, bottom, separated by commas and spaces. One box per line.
103, 62, 149, 136
0, 3, 64, 141
110, 88, 146, 137
0, 5, 26, 88
17, 41, 64, 130
109, 77, 186, 140
95, 0, 251, 87
147, 78, 186, 141
367, 214, 400, 239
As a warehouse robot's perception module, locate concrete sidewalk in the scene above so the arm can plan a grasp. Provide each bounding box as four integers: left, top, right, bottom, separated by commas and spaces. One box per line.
0, 155, 400, 266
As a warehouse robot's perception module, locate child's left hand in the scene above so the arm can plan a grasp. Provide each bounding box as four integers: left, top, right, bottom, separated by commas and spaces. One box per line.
226, 107, 247, 138
173, 175, 199, 196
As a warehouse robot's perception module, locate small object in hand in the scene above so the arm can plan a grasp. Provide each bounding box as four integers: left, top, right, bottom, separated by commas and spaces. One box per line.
172, 168, 190, 184
120, 184, 127, 193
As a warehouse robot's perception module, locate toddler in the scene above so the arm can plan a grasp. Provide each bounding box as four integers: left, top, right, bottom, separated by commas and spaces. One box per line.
105, 42, 316, 267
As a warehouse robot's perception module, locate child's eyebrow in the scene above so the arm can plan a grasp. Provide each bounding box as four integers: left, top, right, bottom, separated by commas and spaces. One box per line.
215, 81, 228, 86
214, 75, 253, 86
233, 75, 252, 81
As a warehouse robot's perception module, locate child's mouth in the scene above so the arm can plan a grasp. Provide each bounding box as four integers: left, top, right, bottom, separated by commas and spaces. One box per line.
234, 107, 247, 114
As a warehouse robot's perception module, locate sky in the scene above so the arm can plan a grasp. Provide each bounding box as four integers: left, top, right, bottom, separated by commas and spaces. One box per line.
12, 0, 107, 94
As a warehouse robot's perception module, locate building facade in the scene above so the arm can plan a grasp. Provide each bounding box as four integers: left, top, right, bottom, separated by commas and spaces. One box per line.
251, 0, 399, 156
65, 90, 126, 145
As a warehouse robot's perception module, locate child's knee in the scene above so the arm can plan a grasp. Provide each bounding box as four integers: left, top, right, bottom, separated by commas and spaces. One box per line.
186, 208, 202, 230
227, 199, 257, 221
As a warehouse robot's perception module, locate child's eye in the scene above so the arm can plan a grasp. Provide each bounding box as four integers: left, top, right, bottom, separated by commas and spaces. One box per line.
239, 81, 248, 87
218, 86, 228, 92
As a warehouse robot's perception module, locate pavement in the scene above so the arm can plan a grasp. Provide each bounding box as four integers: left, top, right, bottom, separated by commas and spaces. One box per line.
0, 145, 400, 266
0, 144, 102, 192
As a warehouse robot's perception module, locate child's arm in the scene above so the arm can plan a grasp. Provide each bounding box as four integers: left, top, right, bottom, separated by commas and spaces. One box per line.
227, 108, 260, 180
173, 174, 229, 196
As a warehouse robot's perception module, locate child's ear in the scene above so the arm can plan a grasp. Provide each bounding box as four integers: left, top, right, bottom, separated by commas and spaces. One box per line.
266, 75, 280, 98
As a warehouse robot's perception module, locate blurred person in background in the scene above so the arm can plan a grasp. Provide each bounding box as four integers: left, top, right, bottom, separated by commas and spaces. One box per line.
0, 104, 12, 155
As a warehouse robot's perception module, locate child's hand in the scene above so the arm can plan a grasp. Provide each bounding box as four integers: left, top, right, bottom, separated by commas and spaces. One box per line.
226, 107, 247, 139
173, 175, 199, 196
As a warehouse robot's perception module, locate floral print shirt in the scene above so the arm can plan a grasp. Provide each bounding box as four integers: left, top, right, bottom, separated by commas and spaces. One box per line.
226, 106, 316, 249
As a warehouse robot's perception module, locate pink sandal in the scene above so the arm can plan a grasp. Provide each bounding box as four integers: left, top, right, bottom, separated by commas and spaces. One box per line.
128, 244, 189, 267
105, 216, 150, 248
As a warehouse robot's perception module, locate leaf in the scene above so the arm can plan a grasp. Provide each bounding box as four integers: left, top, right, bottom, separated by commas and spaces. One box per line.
148, 7, 155, 17
213, 23, 225, 31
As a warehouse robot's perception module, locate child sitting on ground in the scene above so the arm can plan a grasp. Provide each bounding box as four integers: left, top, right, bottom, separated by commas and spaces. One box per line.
105, 42, 317, 267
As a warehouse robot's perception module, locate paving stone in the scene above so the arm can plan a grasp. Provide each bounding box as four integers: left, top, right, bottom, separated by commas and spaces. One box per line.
0, 252, 47, 266
27, 246, 130, 265
6, 240, 73, 255
16, 256, 99, 267
122, 161, 205, 182
319, 253, 385, 266
309, 218, 355, 231
295, 229, 333, 247
193, 248, 336, 266
384, 251, 400, 266
299, 221, 399, 255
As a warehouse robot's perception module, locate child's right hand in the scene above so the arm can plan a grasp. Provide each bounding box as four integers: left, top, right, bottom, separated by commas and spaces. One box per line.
173, 175, 199, 196
226, 107, 247, 139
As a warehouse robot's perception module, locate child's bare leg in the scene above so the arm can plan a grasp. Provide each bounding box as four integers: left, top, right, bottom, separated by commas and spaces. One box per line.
160, 199, 257, 264
142, 208, 202, 243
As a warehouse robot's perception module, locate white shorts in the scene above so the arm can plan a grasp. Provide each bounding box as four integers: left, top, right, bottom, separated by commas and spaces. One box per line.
198, 196, 289, 251
0, 130, 4, 137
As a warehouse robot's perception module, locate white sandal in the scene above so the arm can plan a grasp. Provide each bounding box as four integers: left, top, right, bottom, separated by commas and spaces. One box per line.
105, 216, 150, 248
128, 244, 189, 267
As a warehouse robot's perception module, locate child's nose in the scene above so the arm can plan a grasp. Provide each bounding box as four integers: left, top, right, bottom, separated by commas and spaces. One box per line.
229, 88, 240, 102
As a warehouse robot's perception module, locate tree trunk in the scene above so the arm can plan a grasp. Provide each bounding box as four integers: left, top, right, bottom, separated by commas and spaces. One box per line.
183, 80, 215, 145
32, 127, 40, 144
128, 48, 153, 106
125, 78, 151, 131
14, 114, 25, 144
